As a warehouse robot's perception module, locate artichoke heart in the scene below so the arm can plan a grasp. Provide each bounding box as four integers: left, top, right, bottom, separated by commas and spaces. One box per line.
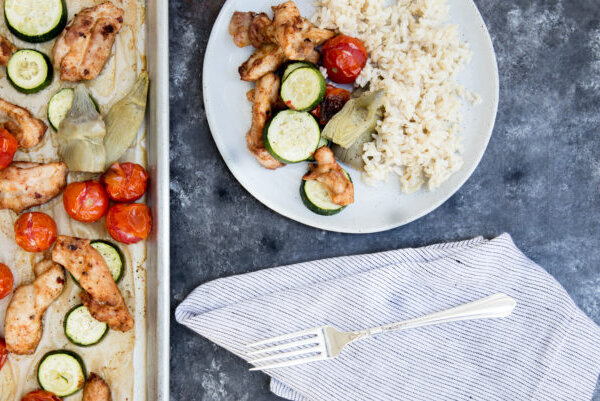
104, 71, 149, 167
322, 89, 385, 149
58, 84, 106, 172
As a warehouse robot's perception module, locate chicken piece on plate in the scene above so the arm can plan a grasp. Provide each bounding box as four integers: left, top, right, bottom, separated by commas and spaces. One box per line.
4, 260, 65, 355
0, 98, 47, 149
246, 73, 285, 170
229, 12, 273, 48
0, 162, 68, 214
52, 236, 134, 332
0, 35, 16, 66
239, 43, 285, 82
83, 373, 112, 401
53, 2, 124, 81
303, 147, 354, 206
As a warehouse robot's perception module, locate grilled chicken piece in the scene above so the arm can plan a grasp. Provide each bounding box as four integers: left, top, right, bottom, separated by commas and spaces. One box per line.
0, 162, 68, 213
303, 147, 354, 206
229, 11, 273, 48
246, 73, 284, 170
0, 98, 47, 149
53, 2, 124, 81
239, 43, 285, 82
83, 373, 112, 401
52, 236, 134, 332
0, 35, 16, 66
4, 260, 65, 355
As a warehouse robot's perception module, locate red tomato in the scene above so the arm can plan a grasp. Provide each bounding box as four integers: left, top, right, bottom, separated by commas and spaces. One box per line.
14, 212, 57, 253
63, 181, 109, 223
0, 128, 18, 170
0, 264, 13, 300
0, 338, 8, 370
106, 203, 152, 244
21, 390, 62, 401
102, 162, 149, 202
321, 35, 367, 84
310, 84, 351, 125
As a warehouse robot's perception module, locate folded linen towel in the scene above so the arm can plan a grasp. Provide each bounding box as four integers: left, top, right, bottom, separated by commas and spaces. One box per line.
175, 234, 600, 401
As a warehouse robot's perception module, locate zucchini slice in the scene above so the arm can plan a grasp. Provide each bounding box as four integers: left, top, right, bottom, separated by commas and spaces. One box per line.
90, 240, 124, 282
264, 110, 321, 164
64, 305, 109, 347
48, 88, 100, 131
7, 50, 53, 94
300, 170, 351, 216
37, 350, 86, 397
282, 62, 314, 82
280, 67, 326, 111
4, 0, 67, 43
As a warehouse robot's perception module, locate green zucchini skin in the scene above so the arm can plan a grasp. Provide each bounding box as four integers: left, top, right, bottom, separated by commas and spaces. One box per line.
37, 350, 87, 397
4, 0, 67, 43
282, 61, 316, 82
7, 50, 53, 94
263, 110, 321, 164
64, 304, 109, 347
280, 67, 326, 112
300, 180, 345, 216
91, 240, 125, 283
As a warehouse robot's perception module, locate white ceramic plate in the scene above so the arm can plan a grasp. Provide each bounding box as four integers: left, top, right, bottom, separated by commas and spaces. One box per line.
203, 0, 499, 234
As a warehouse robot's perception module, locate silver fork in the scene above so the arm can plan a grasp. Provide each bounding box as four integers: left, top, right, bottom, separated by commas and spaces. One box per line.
245, 293, 516, 371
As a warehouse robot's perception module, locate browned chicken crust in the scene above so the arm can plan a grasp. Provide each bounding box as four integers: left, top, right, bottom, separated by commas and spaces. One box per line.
239, 43, 286, 82
0, 97, 47, 149
0, 34, 16, 66
304, 147, 354, 206
4, 260, 65, 355
52, 236, 134, 332
0, 162, 68, 213
83, 373, 112, 401
53, 2, 124, 81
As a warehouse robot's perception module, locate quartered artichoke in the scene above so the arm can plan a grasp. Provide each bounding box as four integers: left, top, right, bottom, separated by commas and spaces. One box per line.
321, 89, 385, 149
104, 71, 149, 167
58, 84, 106, 172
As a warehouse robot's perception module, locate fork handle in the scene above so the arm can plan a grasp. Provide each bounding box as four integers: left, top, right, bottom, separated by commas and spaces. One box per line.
359, 293, 516, 338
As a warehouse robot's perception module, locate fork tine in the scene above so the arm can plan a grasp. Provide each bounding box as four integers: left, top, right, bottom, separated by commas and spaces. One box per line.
246, 337, 320, 356
248, 345, 323, 365
249, 354, 327, 371
246, 329, 319, 349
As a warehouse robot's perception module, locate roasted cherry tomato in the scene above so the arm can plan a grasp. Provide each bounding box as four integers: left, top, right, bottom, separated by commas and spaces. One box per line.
14, 212, 57, 252
21, 390, 62, 401
0, 338, 7, 370
311, 84, 351, 125
102, 162, 149, 202
0, 264, 13, 300
63, 181, 109, 223
106, 203, 152, 244
321, 35, 367, 84
0, 128, 18, 170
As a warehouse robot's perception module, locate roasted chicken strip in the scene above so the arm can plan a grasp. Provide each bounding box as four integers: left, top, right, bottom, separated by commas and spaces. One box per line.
0, 98, 47, 149
229, 11, 273, 48
239, 43, 286, 82
0, 35, 16, 66
53, 2, 124, 81
83, 373, 112, 401
0, 162, 68, 213
303, 146, 354, 206
246, 73, 284, 170
52, 236, 134, 332
4, 260, 65, 355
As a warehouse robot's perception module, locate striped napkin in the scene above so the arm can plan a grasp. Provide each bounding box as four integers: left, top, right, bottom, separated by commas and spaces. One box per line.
175, 234, 600, 401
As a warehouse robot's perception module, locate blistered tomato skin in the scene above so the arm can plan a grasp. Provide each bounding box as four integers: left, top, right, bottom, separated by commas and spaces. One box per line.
21, 390, 63, 401
321, 35, 368, 84
106, 203, 152, 244
0, 338, 7, 370
0, 264, 13, 300
0, 128, 18, 170
63, 181, 110, 223
102, 162, 149, 202
14, 212, 57, 252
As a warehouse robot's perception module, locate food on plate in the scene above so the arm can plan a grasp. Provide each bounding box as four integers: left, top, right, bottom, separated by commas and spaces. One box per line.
103, 72, 149, 167
310, 84, 351, 126
0, 162, 68, 213
0, 35, 16, 66
47, 88, 99, 131
4, 260, 65, 355
239, 44, 286, 82
82, 373, 112, 401
321, 35, 367, 84
322, 89, 384, 148
64, 305, 108, 347
264, 110, 321, 163
106, 203, 152, 245
90, 240, 124, 282
332, 130, 373, 171
4, 0, 67, 43
14, 212, 58, 252
52, 2, 124, 81
6, 49, 53, 94
52, 236, 134, 331
20, 390, 62, 401
229, 11, 271, 48
0, 264, 13, 299
0, 97, 47, 149
37, 350, 86, 397
280, 64, 325, 111
58, 85, 106, 172
0, 128, 18, 169
102, 162, 149, 202
62, 180, 109, 223
303, 146, 354, 206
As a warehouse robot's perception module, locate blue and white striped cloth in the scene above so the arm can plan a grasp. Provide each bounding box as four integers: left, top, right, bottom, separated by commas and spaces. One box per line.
175, 234, 600, 401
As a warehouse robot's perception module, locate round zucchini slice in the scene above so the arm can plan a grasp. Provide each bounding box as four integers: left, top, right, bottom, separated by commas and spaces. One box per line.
300, 170, 351, 216
7, 50, 53, 94
282, 62, 315, 82
264, 110, 321, 164
64, 305, 109, 347
4, 0, 67, 43
280, 67, 326, 111
90, 240, 124, 283
37, 350, 86, 397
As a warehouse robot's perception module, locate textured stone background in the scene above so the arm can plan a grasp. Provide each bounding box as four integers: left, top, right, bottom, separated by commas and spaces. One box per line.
169, 0, 600, 399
